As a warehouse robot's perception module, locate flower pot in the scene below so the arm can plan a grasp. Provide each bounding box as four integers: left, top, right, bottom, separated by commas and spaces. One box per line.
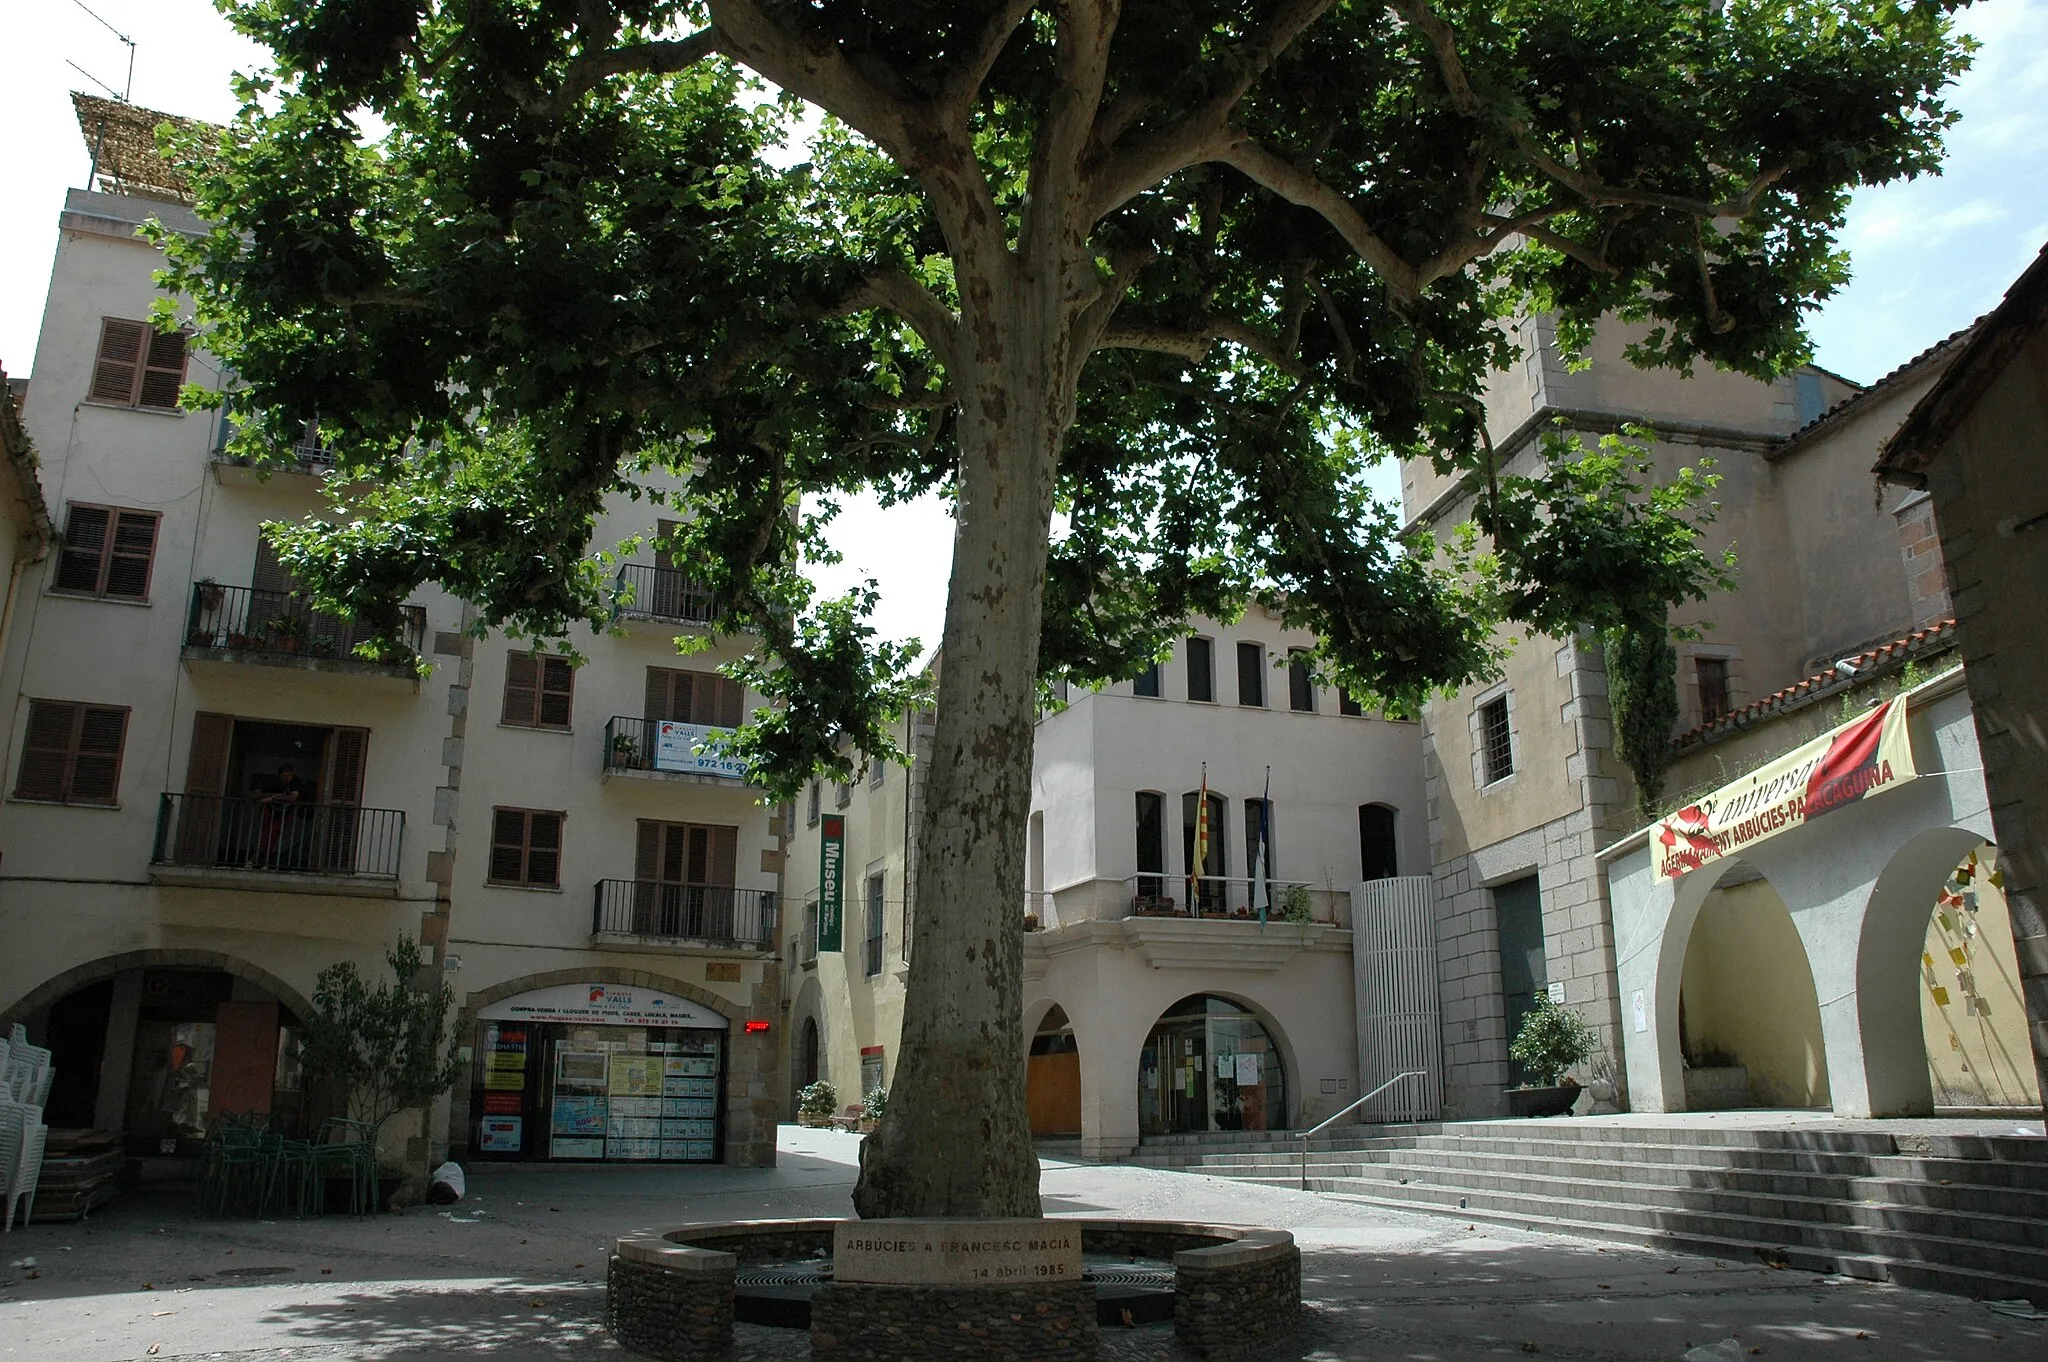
1507, 1083, 1581, 1118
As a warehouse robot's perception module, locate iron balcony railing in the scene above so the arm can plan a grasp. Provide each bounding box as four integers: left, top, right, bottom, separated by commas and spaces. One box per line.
185, 583, 425, 669
1123, 873, 1317, 918
592, 880, 777, 949
612, 563, 719, 626
602, 715, 744, 779
152, 793, 405, 879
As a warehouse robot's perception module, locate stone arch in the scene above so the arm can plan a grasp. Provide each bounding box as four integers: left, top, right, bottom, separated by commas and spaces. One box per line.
1642, 855, 1752, 1110
455, 965, 739, 1031
1674, 865, 1830, 1108
1024, 1001, 1082, 1137
786, 972, 827, 1105
1851, 825, 1991, 1116
2, 948, 316, 1027
1141, 990, 1297, 1132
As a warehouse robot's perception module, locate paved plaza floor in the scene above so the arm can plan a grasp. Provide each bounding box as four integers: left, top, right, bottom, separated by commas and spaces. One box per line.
1, 1125, 2042, 1361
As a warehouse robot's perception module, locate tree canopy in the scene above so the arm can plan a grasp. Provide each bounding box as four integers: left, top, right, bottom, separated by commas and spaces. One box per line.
163, 0, 1972, 1217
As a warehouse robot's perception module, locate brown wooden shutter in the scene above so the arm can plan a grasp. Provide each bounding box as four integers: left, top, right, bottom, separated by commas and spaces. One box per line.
526, 812, 562, 887
646, 666, 690, 722
715, 676, 743, 727
489, 809, 527, 883
708, 825, 737, 887
138, 330, 188, 409
54, 506, 110, 593
680, 826, 706, 884
635, 820, 660, 882
184, 713, 234, 797
68, 706, 128, 804
103, 511, 159, 600
14, 701, 78, 800
252, 534, 298, 594
502, 652, 539, 725
655, 519, 680, 571
328, 727, 368, 805
90, 319, 145, 404
537, 656, 574, 727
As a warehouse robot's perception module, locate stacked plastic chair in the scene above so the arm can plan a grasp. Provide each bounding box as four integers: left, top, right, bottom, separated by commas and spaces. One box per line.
2, 1023, 51, 1232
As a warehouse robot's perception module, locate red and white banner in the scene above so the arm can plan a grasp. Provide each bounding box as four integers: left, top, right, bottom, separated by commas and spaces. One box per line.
1654, 698, 1917, 881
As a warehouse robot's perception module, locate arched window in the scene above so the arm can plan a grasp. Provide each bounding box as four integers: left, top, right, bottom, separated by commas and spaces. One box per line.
1182, 790, 1227, 910
1359, 804, 1398, 881
800, 1016, 821, 1088
1135, 792, 1165, 900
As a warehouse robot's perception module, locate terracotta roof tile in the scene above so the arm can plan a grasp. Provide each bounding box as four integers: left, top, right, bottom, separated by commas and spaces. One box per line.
1672, 618, 1956, 748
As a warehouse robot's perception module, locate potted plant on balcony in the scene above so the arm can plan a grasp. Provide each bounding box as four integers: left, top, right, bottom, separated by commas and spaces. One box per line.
268, 613, 308, 654
196, 576, 225, 610
1022, 912, 1040, 932
1506, 996, 1595, 1118
610, 732, 640, 766
797, 1079, 839, 1129
1278, 884, 1315, 924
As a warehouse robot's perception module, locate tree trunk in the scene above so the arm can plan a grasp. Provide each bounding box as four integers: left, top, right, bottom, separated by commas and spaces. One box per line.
852, 267, 1078, 1219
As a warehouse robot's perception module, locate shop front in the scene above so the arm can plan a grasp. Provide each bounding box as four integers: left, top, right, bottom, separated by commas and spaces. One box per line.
471, 983, 729, 1163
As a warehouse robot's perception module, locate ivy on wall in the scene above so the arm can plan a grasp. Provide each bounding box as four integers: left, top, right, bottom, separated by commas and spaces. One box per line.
1605, 617, 1680, 822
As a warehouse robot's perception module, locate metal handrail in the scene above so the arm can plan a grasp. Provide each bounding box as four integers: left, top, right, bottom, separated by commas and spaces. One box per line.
1297, 1069, 1426, 1190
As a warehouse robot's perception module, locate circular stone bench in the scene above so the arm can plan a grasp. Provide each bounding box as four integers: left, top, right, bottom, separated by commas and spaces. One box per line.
608, 1218, 1298, 1361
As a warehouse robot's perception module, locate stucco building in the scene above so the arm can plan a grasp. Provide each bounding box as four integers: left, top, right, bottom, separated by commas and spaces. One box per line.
783, 614, 1430, 1158
0, 99, 788, 1173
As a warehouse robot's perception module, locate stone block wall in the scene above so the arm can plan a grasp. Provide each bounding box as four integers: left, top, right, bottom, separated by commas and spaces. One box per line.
607, 1253, 734, 1361
809, 1281, 1098, 1360
1174, 1242, 1299, 1359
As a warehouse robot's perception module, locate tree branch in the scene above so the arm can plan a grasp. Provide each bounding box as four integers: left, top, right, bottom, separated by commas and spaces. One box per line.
1098, 317, 1309, 379
1510, 123, 1789, 219
1388, 1, 1483, 118
847, 268, 963, 370
708, 0, 923, 171
514, 29, 724, 119
1214, 136, 1424, 299
940, 0, 1038, 114
1075, 244, 1157, 351
1029, 0, 1120, 253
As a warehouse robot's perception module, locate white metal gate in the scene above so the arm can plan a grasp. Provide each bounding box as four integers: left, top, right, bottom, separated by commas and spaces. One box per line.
1351, 875, 1443, 1122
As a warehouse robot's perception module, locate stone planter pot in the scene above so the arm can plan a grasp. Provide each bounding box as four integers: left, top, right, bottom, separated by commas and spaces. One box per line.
798, 1115, 835, 1129
1682, 1064, 1751, 1110
1506, 1083, 1581, 1118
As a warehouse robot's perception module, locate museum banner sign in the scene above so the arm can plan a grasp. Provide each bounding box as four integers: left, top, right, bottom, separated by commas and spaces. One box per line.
818, 814, 845, 952
1654, 697, 1917, 881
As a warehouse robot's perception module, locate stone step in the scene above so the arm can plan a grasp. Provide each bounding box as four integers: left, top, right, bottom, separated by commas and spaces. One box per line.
1315, 1186, 2048, 1306
1323, 1176, 2048, 1282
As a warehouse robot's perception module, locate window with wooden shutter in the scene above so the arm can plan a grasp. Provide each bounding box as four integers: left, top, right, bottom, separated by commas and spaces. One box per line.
12, 699, 129, 805
52, 504, 159, 601
645, 666, 741, 726
501, 651, 574, 728
87, 318, 188, 409
488, 807, 563, 887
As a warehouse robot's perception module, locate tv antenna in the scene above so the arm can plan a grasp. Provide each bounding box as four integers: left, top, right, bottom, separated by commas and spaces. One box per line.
67, 0, 136, 102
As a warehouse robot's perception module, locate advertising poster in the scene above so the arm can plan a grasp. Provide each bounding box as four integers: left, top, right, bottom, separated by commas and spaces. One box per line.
555, 1051, 609, 1088
550, 1137, 604, 1159
551, 1095, 607, 1136
608, 1056, 659, 1096
481, 1092, 523, 1116
479, 1116, 523, 1153
653, 720, 745, 778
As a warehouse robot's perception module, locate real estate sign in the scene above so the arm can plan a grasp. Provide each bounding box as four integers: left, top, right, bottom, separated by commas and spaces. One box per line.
1653, 697, 1917, 880
652, 721, 745, 779
818, 814, 845, 952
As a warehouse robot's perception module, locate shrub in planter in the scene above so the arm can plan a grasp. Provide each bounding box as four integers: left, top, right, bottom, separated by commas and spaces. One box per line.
1278, 884, 1314, 924
1508, 996, 1596, 1087
859, 1086, 887, 1131
797, 1079, 839, 1126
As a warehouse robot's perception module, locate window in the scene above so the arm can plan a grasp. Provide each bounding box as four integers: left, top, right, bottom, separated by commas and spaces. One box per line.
870, 756, 885, 788
489, 808, 563, 887
1243, 798, 1273, 883
1479, 695, 1514, 785
52, 504, 158, 601
1287, 650, 1315, 712
646, 666, 743, 726
1359, 804, 1398, 881
835, 779, 852, 808
806, 780, 821, 827
88, 317, 188, 410
1134, 791, 1165, 899
1337, 686, 1363, 718
1185, 636, 1214, 703
1696, 656, 1732, 724
14, 700, 128, 805
1236, 641, 1265, 707
864, 870, 886, 976
1132, 662, 1161, 698
501, 651, 575, 728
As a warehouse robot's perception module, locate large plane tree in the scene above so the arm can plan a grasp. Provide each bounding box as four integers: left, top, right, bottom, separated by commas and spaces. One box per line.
164, 1, 1969, 1217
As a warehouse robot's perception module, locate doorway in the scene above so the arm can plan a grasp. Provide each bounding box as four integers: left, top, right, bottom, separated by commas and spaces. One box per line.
1137, 995, 1286, 1135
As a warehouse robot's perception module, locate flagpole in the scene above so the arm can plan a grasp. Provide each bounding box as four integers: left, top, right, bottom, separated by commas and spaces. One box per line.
1255, 764, 1271, 927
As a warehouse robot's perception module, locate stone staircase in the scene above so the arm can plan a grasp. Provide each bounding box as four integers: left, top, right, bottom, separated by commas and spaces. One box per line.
1126, 1121, 2048, 1305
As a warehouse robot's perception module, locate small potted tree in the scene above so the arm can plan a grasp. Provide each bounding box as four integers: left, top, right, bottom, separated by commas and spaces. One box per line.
797, 1079, 839, 1129
1506, 996, 1595, 1118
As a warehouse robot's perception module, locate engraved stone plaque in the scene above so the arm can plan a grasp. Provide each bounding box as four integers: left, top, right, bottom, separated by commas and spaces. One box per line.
832, 1218, 1084, 1286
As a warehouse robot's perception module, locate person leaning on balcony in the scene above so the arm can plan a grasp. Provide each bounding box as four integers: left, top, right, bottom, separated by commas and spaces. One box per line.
251, 762, 314, 868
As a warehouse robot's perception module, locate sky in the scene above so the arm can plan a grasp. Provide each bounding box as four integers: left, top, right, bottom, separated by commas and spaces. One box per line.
2, 0, 2044, 656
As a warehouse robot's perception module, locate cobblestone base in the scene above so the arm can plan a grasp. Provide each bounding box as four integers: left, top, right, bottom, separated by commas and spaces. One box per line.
809, 1281, 1100, 1361
608, 1254, 734, 1360
1175, 1244, 1299, 1359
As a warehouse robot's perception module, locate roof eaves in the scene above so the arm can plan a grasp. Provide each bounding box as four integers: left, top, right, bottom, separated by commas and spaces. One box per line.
1770, 326, 1974, 461
1669, 618, 1956, 752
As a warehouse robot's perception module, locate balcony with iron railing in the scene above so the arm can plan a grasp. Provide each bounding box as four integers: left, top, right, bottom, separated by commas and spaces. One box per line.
592, 880, 776, 952
150, 793, 405, 894
601, 715, 746, 783
1121, 874, 1332, 922
210, 411, 341, 482
183, 582, 425, 681
612, 563, 719, 627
